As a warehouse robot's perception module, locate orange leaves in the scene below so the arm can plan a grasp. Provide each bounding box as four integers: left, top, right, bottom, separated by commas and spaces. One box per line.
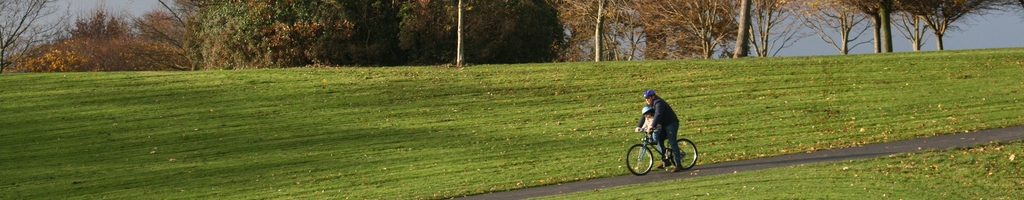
16, 40, 88, 72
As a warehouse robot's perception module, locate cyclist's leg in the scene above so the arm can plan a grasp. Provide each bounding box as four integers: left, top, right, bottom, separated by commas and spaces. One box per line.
664, 123, 682, 167
651, 130, 666, 155
652, 130, 670, 167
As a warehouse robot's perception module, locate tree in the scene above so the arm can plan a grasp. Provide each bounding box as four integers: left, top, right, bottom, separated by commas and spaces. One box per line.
603, 0, 647, 61
640, 0, 739, 59
1015, 0, 1024, 14
550, 0, 646, 61
595, 0, 606, 62
734, 0, 752, 58
133, 0, 201, 70
594, 0, 645, 61
15, 8, 180, 72
193, 0, 401, 68
891, 10, 929, 51
879, 0, 893, 52
0, 0, 64, 73
902, 0, 1004, 50
1016, 0, 1024, 17
748, 0, 806, 57
457, 0, 464, 67
460, 0, 565, 63
400, 0, 564, 65
134, 10, 190, 70
68, 9, 136, 71
549, 0, 598, 62
796, 0, 872, 55
399, 0, 456, 65
842, 0, 895, 53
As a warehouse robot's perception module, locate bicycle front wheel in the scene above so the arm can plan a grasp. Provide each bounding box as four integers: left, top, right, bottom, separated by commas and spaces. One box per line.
676, 138, 698, 170
625, 144, 654, 176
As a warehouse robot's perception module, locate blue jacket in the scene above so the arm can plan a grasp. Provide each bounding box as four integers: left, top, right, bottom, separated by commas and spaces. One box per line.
636, 96, 679, 128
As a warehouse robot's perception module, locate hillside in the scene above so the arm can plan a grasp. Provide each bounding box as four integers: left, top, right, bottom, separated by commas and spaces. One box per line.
2, 48, 1022, 199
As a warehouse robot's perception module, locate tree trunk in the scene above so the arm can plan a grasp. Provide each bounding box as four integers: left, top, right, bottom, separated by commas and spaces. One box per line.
911, 16, 923, 51
841, 31, 850, 55
935, 33, 944, 50
457, 0, 464, 67
1, 49, 7, 73
733, 0, 751, 58
879, 0, 893, 52
872, 15, 881, 53
594, 0, 605, 62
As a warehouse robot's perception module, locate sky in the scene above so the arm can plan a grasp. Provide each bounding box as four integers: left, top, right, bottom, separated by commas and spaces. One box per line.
779, 11, 1024, 56
61, 0, 1024, 57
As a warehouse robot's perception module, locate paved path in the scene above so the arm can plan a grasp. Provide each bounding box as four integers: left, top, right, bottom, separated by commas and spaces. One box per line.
457, 126, 1024, 200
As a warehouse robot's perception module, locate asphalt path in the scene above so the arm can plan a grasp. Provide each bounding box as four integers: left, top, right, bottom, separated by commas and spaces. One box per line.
456, 126, 1024, 200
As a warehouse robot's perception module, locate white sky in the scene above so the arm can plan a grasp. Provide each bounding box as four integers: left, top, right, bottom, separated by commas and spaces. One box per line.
61, 0, 1024, 57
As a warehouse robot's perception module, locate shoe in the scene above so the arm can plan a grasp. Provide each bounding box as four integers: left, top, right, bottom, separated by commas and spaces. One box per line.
656, 162, 666, 169
671, 165, 682, 172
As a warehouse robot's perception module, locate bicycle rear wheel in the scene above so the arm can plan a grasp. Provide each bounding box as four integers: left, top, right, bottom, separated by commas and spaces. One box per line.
676, 138, 698, 170
625, 144, 654, 176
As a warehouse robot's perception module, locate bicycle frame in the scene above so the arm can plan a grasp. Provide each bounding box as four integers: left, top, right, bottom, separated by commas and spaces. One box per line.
626, 130, 697, 175
642, 132, 669, 161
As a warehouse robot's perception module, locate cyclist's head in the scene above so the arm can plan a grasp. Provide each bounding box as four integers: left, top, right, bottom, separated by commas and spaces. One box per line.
643, 89, 656, 99
641, 106, 653, 116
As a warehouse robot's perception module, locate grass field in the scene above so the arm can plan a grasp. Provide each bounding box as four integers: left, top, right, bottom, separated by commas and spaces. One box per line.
1, 48, 1023, 199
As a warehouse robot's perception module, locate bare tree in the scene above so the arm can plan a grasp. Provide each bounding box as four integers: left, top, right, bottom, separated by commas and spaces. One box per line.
1018, 0, 1024, 18
135, 9, 188, 70
892, 11, 929, 51
845, 0, 881, 53
749, 0, 806, 57
843, 0, 895, 53
551, 0, 646, 61
642, 0, 738, 59
795, 0, 872, 55
604, 0, 646, 61
902, 0, 1004, 50
133, 0, 201, 70
0, 0, 65, 73
550, 0, 600, 61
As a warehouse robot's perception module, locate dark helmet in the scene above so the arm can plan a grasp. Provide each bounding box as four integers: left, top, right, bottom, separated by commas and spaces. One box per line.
643, 89, 656, 98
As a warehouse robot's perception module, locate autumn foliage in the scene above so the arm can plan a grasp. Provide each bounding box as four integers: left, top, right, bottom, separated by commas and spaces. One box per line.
9, 9, 186, 72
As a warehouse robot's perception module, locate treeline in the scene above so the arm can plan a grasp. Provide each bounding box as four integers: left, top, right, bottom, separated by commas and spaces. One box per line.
6, 0, 564, 72
191, 0, 563, 68
2, 0, 1022, 72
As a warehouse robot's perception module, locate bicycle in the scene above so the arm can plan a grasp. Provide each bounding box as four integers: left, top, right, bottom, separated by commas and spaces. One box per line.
625, 129, 698, 176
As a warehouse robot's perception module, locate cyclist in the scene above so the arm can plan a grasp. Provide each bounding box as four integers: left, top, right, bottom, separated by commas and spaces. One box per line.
635, 89, 683, 172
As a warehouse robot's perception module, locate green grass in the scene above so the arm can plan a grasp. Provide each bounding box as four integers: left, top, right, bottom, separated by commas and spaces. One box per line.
537, 141, 1024, 199
1, 48, 1023, 199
